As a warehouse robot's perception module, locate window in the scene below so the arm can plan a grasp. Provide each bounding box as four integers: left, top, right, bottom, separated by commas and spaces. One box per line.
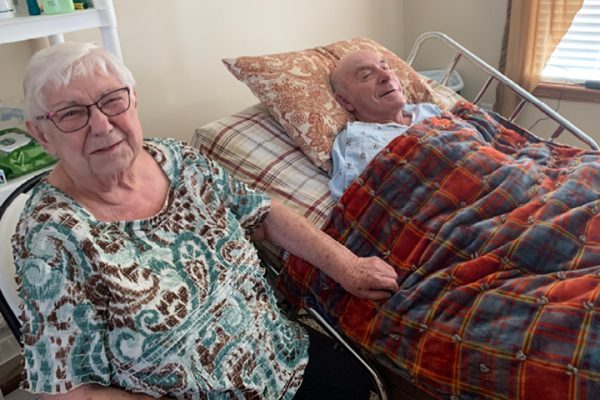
542, 0, 600, 83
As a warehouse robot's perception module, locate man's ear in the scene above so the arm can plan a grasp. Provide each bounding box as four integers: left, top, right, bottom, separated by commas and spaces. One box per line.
26, 121, 56, 156
334, 92, 355, 113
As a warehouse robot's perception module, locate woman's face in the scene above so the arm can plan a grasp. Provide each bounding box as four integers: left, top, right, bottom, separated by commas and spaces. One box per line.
29, 70, 144, 184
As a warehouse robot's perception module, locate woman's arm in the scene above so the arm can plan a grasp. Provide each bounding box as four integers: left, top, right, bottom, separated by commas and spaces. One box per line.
40, 384, 173, 400
253, 199, 399, 300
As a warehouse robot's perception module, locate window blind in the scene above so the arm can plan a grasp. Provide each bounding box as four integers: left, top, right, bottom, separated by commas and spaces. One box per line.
542, 0, 600, 83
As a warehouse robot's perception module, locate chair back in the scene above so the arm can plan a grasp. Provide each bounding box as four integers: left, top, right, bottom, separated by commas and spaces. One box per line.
0, 173, 46, 341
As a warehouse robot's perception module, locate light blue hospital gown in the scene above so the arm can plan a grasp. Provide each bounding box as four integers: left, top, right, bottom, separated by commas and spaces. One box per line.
12, 138, 309, 399
329, 103, 441, 199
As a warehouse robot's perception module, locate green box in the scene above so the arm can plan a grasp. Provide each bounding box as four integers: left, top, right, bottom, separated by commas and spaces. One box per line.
0, 127, 57, 180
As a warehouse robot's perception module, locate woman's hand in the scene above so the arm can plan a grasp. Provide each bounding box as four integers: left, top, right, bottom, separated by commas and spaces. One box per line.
338, 256, 399, 300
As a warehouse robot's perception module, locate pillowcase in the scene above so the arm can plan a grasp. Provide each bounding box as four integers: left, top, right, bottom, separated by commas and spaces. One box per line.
223, 38, 446, 172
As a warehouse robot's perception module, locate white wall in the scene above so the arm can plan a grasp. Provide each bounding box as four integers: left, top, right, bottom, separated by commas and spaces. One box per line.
516, 96, 599, 148
118, 0, 404, 141
1, 0, 404, 142
403, 0, 508, 108
0, 41, 35, 107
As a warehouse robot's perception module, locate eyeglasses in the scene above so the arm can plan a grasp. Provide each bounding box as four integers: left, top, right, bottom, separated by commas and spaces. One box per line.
36, 87, 131, 133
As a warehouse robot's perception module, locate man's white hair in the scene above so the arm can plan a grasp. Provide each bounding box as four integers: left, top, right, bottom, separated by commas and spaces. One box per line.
23, 42, 136, 121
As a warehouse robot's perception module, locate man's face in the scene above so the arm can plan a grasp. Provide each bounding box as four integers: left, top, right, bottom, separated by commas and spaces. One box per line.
333, 50, 407, 123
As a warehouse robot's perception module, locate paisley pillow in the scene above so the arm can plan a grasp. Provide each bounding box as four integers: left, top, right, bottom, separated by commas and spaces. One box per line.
223, 38, 446, 172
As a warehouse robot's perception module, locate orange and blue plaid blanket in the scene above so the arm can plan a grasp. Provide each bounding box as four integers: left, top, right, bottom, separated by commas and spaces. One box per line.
278, 102, 600, 399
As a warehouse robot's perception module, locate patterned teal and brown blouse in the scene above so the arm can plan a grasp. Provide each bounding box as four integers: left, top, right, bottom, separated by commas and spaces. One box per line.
12, 138, 309, 399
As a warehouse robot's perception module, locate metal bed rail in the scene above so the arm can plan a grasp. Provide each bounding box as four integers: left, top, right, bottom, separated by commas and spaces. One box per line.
259, 257, 390, 400
406, 31, 599, 151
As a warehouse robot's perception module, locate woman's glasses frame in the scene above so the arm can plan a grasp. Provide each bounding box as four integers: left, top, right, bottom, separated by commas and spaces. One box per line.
35, 87, 131, 133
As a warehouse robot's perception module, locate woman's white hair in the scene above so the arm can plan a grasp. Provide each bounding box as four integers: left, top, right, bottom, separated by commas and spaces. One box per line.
23, 42, 136, 121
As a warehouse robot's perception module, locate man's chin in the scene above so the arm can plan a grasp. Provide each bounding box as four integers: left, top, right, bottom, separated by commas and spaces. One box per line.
379, 98, 406, 109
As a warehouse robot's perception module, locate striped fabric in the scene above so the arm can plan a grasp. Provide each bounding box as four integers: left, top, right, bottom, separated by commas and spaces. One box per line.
278, 102, 600, 399
192, 104, 336, 264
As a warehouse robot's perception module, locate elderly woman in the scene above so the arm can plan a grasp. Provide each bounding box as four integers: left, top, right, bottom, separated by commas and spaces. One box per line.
12, 42, 399, 400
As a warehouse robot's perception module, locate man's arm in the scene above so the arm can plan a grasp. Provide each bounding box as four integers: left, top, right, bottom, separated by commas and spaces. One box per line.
40, 384, 173, 400
252, 199, 399, 300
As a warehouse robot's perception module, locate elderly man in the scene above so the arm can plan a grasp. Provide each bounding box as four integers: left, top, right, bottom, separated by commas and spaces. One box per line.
328, 49, 444, 199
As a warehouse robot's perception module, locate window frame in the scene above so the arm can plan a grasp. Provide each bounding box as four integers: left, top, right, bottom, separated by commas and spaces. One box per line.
534, 82, 600, 103
537, 0, 600, 102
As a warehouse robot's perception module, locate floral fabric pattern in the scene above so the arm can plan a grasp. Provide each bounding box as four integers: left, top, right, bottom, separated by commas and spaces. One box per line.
223, 38, 447, 172
12, 138, 309, 399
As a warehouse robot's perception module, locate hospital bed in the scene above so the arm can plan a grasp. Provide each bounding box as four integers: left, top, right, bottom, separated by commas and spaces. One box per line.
192, 32, 600, 399
1, 31, 597, 399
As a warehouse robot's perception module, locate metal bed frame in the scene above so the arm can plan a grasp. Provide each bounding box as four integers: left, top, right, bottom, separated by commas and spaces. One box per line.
259, 257, 392, 400
277, 32, 600, 400
406, 31, 599, 151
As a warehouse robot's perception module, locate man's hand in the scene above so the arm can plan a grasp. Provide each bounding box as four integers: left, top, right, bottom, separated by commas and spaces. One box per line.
338, 256, 399, 300
441, 110, 454, 119
261, 199, 400, 301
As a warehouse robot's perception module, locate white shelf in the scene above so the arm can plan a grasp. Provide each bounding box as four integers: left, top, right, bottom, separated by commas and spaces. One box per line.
0, 0, 121, 59
0, 0, 124, 390
0, 0, 121, 204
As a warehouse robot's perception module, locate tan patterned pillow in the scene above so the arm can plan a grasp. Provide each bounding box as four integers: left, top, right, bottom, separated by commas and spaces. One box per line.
223, 38, 446, 172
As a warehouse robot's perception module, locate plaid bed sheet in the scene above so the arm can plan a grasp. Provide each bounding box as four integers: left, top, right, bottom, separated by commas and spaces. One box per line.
192, 104, 336, 264
278, 102, 600, 399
